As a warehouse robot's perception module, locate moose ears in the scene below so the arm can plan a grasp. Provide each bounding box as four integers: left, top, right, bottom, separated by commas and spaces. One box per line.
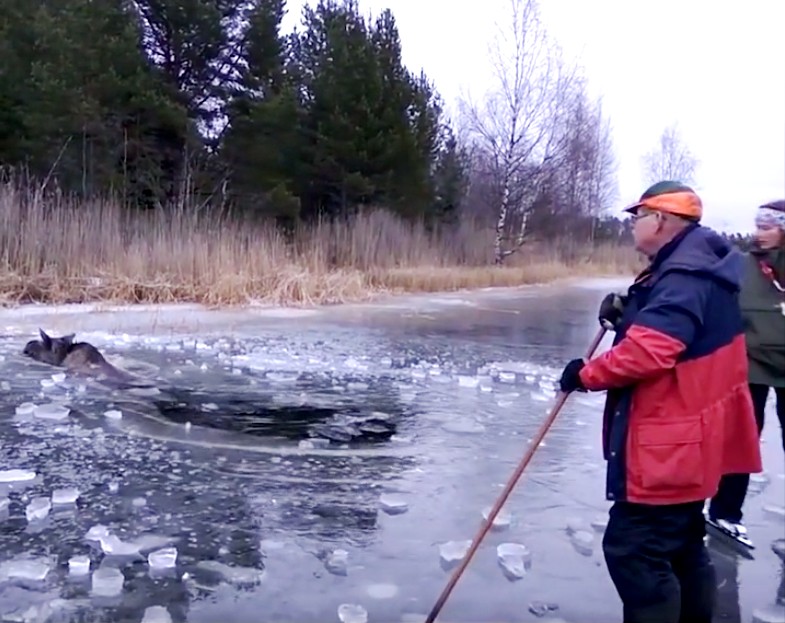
38, 329, 75, 347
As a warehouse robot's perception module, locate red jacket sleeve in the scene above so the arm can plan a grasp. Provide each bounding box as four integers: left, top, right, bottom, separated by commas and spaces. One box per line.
579, 324, 686, 390
579, 271, 708, 390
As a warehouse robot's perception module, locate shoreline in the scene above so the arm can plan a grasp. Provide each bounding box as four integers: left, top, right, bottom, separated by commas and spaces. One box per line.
0, 266, 634, 310
0, 273, 629, 314
1, 181, 642, 319
0, 274, 631, 339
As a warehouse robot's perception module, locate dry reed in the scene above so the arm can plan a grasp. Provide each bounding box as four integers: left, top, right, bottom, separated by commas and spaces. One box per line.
0, 183, 642, 307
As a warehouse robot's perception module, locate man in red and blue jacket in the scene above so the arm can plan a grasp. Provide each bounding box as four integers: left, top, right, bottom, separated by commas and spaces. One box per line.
558, 181, 762, 623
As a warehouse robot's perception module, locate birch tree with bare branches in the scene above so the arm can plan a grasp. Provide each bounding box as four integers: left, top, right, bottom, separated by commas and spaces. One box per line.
549, 86, 618, 219
512, 79, 618, 244
587, 100, 619, 218
641, 123, 699, 186
459, 0, 576, 263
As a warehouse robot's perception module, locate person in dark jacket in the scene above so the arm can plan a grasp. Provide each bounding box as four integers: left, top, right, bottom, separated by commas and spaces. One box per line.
706, 198, 785, 545
558, 181, 763, 623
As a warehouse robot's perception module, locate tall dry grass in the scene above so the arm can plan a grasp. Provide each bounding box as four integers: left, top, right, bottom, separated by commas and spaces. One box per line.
0, 183, 643, 307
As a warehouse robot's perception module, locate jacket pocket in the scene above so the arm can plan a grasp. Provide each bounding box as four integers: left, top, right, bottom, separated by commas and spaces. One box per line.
744, 308, 785, 349
635, 418, 704, 492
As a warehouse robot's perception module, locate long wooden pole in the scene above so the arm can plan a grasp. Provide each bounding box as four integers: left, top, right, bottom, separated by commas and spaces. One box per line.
424, 327, 607, 623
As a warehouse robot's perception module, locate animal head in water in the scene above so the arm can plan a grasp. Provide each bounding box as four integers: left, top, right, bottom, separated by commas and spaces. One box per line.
22, 328, 76, 366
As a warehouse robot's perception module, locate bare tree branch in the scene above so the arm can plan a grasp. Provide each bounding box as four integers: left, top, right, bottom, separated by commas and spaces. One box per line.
459, 0, 578, 264
641, 123, 699, 185
456, 0, 621, 254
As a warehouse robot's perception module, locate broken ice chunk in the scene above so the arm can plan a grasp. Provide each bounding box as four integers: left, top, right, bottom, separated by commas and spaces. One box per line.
26, 496, 52, 522
748, 472, 770, 495
499, 372, 516, 383
104, 409, 123, 421
0, 497, 9, 513
195, 561, 265, 586
366, 583, 399, 599
68, 555, 91, 575
439, 540, 471, 570
52, 487, 80, 505
338, 604, 368, 623
99, 534, 141, 556
772, 539, 785, 561
0, 469, 36, 483
85, 524, 111, 541
33, 403, 70, 420
751, 605, 785, 623
442, 420, 486, 434
750, 472, 769, 485
134, 534, 177, 553
51, 373, 66, 384
15, 403, 37, 416
496, 543, 531, 580
537, 378, 556, 390
379, 494, 408, 515
590, 517, 608, 533
91, 567, 124, 597
482, 505, 512, 531
570, 530, 595, 556
142, 606, 173, 623
0, 557, 51, 582
325, 549, 349, 576
457, 375, 479, 388
529, 601, 559, 617
259, 538, 286, 553
565, 517, 586, 535
267, 371, 298, 383
148, 547, 178, 569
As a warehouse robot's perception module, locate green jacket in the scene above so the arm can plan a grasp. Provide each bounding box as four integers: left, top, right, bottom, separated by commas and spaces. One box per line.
740, 245, 785, 387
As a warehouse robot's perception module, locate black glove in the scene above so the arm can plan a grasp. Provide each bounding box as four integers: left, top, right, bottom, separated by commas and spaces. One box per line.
559, 358, 587, 393
598, 291, 627, 331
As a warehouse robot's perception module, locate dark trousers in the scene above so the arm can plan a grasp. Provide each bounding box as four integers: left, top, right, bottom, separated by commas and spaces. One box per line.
602, 500, 715, 623
709, 383, 785, 523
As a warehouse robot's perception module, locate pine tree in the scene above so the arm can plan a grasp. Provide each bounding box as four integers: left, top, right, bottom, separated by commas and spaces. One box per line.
221, 0, 302, 221
0, 0, 191, 204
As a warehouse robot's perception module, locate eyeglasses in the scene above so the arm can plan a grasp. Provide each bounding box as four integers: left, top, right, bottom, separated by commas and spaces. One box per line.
632, 210, 658, 222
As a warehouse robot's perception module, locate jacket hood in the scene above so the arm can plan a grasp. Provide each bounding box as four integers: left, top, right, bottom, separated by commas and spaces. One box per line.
750, 243, 785, 281
653, 223, 744, 292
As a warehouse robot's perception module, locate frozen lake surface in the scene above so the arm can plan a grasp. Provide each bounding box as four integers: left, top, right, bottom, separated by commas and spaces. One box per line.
0, 279, 783, 623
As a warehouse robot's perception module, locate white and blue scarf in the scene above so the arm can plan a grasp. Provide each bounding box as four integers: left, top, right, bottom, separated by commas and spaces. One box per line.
756, 206, 785, 231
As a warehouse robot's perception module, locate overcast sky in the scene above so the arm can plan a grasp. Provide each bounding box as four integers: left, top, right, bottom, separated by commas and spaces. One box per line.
282, 0, 785, 233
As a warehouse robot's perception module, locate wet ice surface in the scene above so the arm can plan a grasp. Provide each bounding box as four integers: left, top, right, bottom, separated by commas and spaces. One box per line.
0, 279, 783, 623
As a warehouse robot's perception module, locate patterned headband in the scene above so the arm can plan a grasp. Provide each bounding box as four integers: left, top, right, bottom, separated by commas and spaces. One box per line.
755, 207, 785, 230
